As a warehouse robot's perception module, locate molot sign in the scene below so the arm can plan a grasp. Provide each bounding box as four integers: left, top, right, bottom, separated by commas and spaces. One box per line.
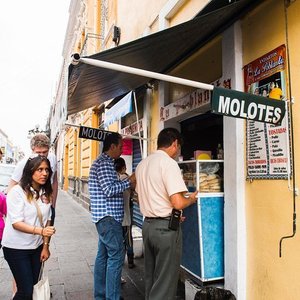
211, 87, 286, 125
79, 126, 117, 141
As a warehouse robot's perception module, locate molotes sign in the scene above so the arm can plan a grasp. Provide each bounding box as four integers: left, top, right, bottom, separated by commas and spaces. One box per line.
211, 87, 286, 125
79, 126, 116, 141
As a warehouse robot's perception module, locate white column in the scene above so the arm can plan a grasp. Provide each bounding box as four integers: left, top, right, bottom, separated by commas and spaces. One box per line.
222, 21, 247, 300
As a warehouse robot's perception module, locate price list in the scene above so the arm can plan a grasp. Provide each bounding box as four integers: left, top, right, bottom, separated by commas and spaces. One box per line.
247, 121, 268, 176
247, 115, 290, 179
266, 118, 289, 175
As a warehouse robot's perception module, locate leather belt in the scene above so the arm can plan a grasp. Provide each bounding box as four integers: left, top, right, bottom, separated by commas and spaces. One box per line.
145, 216, 170, 220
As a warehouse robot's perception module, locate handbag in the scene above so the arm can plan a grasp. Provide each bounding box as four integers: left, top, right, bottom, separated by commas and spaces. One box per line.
33, 262, 50, 300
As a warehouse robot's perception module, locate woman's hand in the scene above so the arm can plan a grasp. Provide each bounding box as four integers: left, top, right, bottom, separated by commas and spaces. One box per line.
42, 226, 56, 237
40, 247, 50, 262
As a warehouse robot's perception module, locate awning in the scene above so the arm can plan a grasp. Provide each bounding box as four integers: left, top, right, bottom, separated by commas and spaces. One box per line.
67, 0, 261, 116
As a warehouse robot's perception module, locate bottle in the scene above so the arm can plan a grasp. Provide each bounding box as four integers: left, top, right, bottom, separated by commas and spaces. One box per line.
217, 143, 224, 160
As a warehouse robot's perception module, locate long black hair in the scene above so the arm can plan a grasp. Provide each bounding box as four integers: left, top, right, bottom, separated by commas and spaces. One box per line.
20, 155, 53, 202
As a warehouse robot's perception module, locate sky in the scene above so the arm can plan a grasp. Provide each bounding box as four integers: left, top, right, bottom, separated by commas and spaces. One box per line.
0, 0, 70, 156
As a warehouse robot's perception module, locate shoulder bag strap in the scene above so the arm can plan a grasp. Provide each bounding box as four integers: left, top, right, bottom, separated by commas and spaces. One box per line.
37, 261, 45, 281
32, 198, 44, 228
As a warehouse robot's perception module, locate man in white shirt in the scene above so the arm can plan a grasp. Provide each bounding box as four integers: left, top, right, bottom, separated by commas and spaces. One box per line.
136, 128, 198, 300
8, 133, 58, 225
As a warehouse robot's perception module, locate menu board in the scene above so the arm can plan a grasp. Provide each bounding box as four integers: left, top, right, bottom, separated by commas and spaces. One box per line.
247, 121, 268, 176
266, 120, 290, 176
244, 45, 291, 179
246, 115, 290, 179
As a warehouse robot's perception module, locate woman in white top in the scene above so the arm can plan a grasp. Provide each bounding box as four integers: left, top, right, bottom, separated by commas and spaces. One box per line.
2, 155, 56, 300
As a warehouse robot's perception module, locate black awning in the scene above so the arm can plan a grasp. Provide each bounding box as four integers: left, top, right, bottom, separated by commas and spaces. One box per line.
67, 0, 260, 116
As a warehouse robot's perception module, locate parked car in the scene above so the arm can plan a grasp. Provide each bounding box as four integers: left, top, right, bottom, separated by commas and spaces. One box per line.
0, 163, 16, 194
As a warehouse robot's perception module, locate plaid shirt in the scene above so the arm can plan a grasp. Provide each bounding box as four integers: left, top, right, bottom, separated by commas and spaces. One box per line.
88, 152, 131, 223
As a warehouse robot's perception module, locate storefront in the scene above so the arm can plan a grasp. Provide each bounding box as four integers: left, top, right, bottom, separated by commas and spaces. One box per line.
160, 83, 226, 283
149, 30, 227, 281
66, 1, 272, 297
180, 114, 225, 282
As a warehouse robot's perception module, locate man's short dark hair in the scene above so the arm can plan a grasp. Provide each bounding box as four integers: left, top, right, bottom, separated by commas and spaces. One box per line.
157, 128, 183, 149
103, 133, 122, 152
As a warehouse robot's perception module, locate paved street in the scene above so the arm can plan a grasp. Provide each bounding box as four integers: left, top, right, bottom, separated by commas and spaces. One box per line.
0, 189, 145, 300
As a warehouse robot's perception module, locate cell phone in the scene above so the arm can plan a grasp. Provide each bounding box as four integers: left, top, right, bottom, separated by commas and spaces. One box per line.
168, 209, 182, 231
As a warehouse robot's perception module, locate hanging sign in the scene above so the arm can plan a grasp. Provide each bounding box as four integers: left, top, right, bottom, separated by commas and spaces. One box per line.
104, 91, 133, 127
243, 44, 286, 92
160, 78, 231, 121
121, 119, 144, 136
211, 87, 286, 125
79, 126, 116, 141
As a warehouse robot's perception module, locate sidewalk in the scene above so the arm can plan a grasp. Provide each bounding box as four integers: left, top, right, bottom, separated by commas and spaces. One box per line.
0, 189, 145, 300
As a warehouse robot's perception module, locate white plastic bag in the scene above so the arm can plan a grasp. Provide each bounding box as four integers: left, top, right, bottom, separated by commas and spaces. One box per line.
33, 263, 50, 300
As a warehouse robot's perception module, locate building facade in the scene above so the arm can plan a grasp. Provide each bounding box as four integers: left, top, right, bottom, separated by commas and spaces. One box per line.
49, 0, 300, 299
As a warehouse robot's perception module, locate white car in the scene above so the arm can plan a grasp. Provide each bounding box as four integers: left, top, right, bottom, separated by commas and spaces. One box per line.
0, 163, 16, 194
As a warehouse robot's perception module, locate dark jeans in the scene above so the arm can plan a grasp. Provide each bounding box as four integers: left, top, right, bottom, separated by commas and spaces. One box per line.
3, 245, 43, 300
94, 216, 124, 300
123, 225, 134, 257
50, 205, 55, 226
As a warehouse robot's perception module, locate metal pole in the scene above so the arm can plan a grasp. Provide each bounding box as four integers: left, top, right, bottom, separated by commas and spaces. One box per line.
133, 91, 144, 158
72, 54, 214, 91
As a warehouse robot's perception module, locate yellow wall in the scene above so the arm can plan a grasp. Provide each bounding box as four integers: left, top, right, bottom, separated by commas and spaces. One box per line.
169, 37, 222, 103
68, 128, 75, 177
169, 0, 210, 27
116, 0, 168, 43
242, 1, 300, 299
80, 109, 98, 178
113, 0, 209, 44
149, 84, 160, 152
63, 131, 69, 191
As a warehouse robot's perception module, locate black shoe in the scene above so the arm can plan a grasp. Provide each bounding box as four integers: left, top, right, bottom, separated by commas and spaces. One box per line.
127, 255, 135, 269
128, 261, 135, 269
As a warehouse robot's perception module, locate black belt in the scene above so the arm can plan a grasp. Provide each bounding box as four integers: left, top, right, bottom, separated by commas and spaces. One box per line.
145, 216, 170, 220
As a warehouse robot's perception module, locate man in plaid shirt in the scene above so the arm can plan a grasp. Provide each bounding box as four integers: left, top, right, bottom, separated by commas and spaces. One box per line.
89, 133, 135, 300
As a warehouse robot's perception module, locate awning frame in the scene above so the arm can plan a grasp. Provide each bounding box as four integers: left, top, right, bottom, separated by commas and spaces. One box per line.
71, 54, 214, 91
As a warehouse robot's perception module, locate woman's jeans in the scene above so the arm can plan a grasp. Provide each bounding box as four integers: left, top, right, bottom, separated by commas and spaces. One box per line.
3, 245, 43, 300
94, 216, 125, 300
